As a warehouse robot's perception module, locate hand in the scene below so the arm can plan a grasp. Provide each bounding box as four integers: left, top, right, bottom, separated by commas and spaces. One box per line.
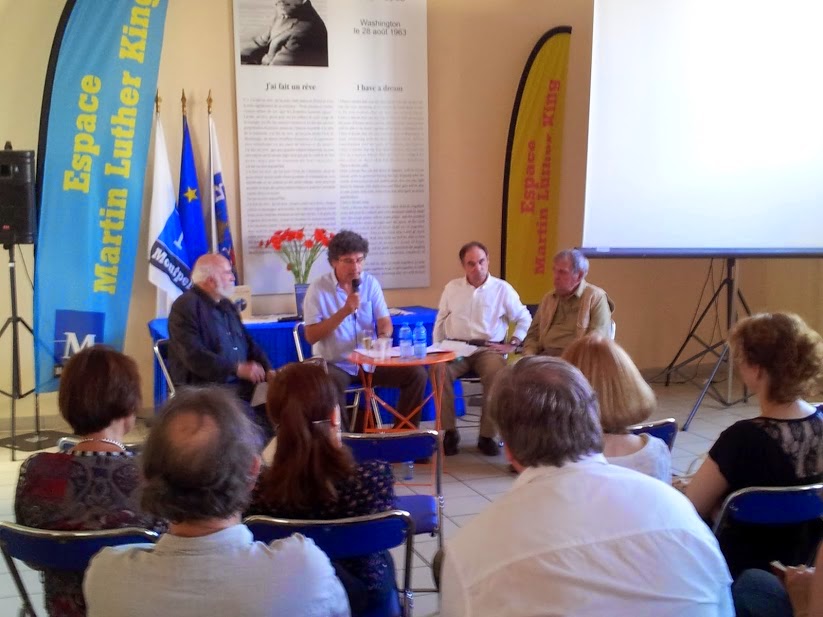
672, 476, 690, 492
237, 361, 266, 384
785, 565, 815, 617
343, 292, 360, 316
487, 342, 517, 355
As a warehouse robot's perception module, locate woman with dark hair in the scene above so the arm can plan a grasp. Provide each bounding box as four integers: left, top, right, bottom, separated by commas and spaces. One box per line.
684, 312, 823, 578
14, 346, 165, 617
246, 362, 396, 615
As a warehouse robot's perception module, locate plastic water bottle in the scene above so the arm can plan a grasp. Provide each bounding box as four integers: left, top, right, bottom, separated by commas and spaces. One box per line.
399, 323, 413, 359
413, 321, 427, 359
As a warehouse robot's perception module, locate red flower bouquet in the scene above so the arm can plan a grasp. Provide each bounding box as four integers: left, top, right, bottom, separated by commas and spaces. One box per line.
259, 227, 334, 284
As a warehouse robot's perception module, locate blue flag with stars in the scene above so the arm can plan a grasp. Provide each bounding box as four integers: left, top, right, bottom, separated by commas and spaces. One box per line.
178, 116, 208, 266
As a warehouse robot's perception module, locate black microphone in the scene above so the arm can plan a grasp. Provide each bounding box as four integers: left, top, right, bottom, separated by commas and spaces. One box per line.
351, 278, 361, 323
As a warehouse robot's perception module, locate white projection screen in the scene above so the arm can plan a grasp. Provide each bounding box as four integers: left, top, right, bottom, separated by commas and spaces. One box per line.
582, 0, 823, 257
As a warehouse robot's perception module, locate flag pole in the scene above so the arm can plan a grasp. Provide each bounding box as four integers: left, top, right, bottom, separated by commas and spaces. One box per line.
208, 89, 217, 252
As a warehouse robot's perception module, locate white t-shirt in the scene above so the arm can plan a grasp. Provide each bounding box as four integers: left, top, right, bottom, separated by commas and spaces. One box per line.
608, 433, 672, 482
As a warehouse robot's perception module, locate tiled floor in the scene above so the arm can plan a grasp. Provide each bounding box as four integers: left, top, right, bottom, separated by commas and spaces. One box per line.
0, 380, 759, 616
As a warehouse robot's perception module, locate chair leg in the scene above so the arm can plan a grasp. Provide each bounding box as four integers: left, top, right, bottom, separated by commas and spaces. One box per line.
1, 549, 37, 617
349, 391, 361, 432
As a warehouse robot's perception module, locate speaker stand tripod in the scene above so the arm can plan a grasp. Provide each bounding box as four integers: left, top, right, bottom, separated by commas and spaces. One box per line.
0, 243, 68, 460
662, 258, 752, 431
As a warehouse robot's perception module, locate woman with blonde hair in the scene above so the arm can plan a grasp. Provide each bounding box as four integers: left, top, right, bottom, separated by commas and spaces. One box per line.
562, 334, 670, 481
684, 312, 823, 578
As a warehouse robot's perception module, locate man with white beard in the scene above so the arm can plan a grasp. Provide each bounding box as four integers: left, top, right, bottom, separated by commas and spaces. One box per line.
168, 254, 273, 433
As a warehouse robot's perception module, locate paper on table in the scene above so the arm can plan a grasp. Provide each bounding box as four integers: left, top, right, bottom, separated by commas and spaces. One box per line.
243, 313, 297, 323
250, 382, 268, 407
388, 307, 415, 316
436, 339, 478, 357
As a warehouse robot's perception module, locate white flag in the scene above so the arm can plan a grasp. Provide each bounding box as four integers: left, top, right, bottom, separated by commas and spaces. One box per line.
147, 114, 189, 317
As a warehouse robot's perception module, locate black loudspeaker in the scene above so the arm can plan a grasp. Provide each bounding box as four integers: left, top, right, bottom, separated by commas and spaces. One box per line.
0, 150, 36, 246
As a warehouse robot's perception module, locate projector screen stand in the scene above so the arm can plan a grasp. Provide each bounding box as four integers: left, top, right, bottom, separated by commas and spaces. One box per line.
662, 258, 751, 430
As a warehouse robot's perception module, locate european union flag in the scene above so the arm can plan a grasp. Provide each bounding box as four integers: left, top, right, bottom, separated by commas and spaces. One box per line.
178, 116, 208, 267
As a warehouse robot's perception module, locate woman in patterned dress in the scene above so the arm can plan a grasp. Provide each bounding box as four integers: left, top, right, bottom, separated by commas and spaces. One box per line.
14, 347, 166, 617
246, 362, 397, 616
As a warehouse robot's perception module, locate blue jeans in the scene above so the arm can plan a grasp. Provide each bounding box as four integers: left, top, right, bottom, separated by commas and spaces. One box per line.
732, 569, 793, 617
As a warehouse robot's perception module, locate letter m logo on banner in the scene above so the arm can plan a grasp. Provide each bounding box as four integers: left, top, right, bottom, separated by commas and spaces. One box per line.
53, 310, 105, 377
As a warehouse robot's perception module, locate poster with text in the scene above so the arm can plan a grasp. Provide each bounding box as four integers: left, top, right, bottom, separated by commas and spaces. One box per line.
233, 0, 430, 294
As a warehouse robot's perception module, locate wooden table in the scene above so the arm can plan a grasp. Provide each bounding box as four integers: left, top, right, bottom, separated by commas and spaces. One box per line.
348, 350, 456, 432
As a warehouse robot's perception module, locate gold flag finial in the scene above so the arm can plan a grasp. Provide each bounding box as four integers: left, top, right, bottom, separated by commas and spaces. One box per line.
181, 89, 187, 116
155, 90, 161, 114
207, 90, 213, 115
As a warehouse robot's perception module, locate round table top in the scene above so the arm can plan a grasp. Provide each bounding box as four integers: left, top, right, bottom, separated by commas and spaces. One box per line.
348, 350, 456, 367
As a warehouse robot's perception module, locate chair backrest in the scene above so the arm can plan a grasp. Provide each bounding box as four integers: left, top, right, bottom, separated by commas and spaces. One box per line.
0, 522, 159, 617
628, 417, 678, 451
713, 483, 823, 535
0, 522, 159, 572
153, 338, 175, 398
56, 437, 143, 455
244, 510, 414, 616
342, 430, 440, 465
292, 321, 313, 362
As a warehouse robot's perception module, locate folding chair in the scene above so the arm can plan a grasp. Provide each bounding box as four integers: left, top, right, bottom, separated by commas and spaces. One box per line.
628, 417, 678, 451
55, 437, 143, 455
293, 321, 378, 431
343, 430, 443, 593
152, 338, 175, 400
244, 510, 415, 617
0, 522, 159, 617
713, 483, 823, 574
713, 483, 823, 534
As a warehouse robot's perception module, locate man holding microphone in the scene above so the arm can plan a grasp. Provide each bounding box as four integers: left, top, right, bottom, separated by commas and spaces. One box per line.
303, 230, 427, 429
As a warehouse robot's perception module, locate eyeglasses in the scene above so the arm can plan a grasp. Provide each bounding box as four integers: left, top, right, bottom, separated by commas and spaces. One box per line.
337, 256, 366, 266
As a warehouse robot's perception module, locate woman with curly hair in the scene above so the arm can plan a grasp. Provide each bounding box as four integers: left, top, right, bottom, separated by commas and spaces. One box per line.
246, 362, 397, 616
685, 312, 823, 577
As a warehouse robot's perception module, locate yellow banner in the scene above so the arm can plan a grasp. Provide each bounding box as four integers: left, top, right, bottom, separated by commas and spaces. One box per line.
502, 28, 571, 304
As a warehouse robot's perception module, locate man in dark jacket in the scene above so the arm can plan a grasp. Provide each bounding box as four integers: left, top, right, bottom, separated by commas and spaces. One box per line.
168, 254, 273, 434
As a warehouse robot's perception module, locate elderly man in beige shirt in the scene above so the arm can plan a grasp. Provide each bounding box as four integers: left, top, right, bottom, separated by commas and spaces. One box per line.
523, 249, 614, 357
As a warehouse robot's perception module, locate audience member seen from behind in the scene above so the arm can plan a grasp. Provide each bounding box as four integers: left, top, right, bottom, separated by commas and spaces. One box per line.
733, 540, 823, 617
14, 346, 165, 617
440, 356, 733, 616
83, 387, 350, 617
562, 334, 671, 482
684, 312, 823, 578
247, 363, 396, 616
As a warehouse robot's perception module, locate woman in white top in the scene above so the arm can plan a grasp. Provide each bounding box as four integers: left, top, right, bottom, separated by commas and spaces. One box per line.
563, 334, 671, 482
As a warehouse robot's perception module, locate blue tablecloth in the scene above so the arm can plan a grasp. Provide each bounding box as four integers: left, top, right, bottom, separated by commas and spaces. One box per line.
148, 305, 466, 420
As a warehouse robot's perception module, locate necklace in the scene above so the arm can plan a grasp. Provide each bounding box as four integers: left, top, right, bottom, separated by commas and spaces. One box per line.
75, 437, 127, 451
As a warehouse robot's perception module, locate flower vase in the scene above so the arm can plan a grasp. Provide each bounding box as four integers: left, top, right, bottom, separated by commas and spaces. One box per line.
294, 283, 309, 318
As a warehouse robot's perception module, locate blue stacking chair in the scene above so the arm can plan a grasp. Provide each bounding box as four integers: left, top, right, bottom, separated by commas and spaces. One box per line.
342, 430, 442, 592
713, 483, 823, 534
293, 322, 380, 430
628, 417, 678, 451
0, 522, 159, 617
244, 510, 415, 617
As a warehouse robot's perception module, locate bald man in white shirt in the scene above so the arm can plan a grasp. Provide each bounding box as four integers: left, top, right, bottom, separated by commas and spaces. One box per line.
434, 241, 531, 456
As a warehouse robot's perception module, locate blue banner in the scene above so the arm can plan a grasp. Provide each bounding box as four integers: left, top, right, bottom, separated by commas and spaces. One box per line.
178, 116, 208, 267
34, 0, 169, 392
